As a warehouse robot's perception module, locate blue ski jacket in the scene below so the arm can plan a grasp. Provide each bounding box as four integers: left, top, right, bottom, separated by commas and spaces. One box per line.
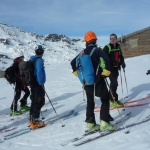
30, 55, 46, 85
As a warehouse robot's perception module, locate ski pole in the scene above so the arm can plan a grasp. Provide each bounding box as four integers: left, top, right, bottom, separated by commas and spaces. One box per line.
104, 78, 129, 134
123, 68, 129, 98
119, 68, 125, 110
11, 83, 16, 120
42, 86, 65, 127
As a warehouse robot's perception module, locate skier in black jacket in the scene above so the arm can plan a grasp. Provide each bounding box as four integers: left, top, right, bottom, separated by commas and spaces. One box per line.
10, 51, 30, 115
70, 31, 117, 132
103, 33, 126, 107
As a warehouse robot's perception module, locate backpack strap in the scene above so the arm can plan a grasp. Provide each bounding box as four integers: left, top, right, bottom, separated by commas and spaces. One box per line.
90, 47, 97, 56
107, 44, 120, 53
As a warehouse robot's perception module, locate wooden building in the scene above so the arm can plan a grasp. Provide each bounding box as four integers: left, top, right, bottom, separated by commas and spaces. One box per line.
117, 26, 150, 58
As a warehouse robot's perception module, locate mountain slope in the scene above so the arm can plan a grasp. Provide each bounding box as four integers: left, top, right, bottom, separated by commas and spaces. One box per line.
0, 23, 84, 69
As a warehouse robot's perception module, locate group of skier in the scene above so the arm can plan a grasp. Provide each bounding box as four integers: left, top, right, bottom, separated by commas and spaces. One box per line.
0, 31, 126, 131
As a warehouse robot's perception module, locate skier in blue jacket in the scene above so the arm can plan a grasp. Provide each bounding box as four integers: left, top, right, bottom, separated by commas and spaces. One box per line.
29, 45, 46, 129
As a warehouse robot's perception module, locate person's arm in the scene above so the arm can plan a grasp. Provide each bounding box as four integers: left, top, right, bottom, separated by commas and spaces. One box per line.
97, 48, 111, 77
70, 56, 77, 72
98, 48, 110, 71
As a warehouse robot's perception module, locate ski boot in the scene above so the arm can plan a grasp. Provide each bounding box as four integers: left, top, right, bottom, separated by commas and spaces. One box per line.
100, 120, 117, 132
110, 101, 124, 108
29, 118, 46, 129
87, 123, 100, 132
10, 110, 22, 115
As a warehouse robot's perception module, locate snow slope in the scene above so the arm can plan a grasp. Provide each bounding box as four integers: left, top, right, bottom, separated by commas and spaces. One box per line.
1, 53, 150, 150
0, 23, 84, 69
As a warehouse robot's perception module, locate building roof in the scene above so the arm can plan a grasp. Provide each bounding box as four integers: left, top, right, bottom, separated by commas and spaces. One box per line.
118, 26, 150, 40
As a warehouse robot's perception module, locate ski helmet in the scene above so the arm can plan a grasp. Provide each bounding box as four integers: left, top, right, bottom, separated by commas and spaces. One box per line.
35, 44, 44, 55
84, 31, 97, 43
13, 51, 24, 59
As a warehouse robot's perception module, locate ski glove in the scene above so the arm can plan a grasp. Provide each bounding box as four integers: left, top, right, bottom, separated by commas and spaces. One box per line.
101, 69, 111, 77
146, 70, 150, 75
73, 71, 78, 77
122, 62, 126, 69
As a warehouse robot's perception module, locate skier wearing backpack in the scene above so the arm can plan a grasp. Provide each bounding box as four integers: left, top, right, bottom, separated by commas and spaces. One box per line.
29, 45, 46, 129
70, 31, 117, 132
103, 33, 126, 107
10, 51, 30, 115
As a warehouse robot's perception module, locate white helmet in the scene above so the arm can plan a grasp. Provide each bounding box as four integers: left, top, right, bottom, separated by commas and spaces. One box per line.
13, 51, 24, 59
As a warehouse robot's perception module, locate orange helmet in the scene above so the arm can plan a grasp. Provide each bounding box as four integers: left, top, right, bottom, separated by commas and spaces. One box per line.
84, 31, 97, 43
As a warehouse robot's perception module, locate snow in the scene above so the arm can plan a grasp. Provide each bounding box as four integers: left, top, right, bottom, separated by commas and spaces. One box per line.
0, 54, 150, 149
0, 23, 85, 67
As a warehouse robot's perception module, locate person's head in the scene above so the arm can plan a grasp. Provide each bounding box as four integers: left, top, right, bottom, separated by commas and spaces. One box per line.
14, 51, 24, 61
84, 31, 97, 46
110, 33, 117, 45
35, 44, 44, 56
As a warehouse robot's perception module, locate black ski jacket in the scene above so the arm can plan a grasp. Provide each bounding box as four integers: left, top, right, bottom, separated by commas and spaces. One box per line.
103, 43, 125, 71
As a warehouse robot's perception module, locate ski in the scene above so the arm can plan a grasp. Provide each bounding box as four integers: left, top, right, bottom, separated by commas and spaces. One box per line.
73, 114, 150, 146
111, 112, 131, 124
4, 129, 30, 140
95, 95, 150, 111
0, 126, 17, 133
45, 110, 78, 125
0, 126, 6, 131
61, 112, 131, 146
0, 108, 47, 119
3, 110, 78, 140
94, 103, 150, 112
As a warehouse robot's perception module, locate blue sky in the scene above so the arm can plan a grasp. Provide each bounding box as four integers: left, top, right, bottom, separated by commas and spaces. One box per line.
0, 0, 150, 46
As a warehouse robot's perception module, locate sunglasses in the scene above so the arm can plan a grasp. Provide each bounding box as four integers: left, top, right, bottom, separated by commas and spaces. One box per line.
110, 38, 117, 40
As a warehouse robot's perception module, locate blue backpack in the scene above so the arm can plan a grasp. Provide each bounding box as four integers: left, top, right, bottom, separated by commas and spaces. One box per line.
76, 47, 97, 85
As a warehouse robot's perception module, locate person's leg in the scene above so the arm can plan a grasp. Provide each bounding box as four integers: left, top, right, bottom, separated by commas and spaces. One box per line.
98, 78, 117, 131
32, 85, 45, 119
30, 86, 35, 120
85, 85, 95, 123
29, 85, 45, 129
20, 85, 30, 106
109, 69, 118, 102
20, 85, 30, 110
85, 85, 99, 132
10, 82, 22, 115
98, 78, 110, 123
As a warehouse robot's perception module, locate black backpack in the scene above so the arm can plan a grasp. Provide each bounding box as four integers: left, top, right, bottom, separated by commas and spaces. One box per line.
19, 58, 39, 86
4, 66, 17, 84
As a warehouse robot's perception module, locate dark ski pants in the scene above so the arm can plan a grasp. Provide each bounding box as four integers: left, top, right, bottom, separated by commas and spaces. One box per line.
84, 77, 110, 123
11, 81, 30, 111
109, 68, 119, 102
30, 84, 45, 119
